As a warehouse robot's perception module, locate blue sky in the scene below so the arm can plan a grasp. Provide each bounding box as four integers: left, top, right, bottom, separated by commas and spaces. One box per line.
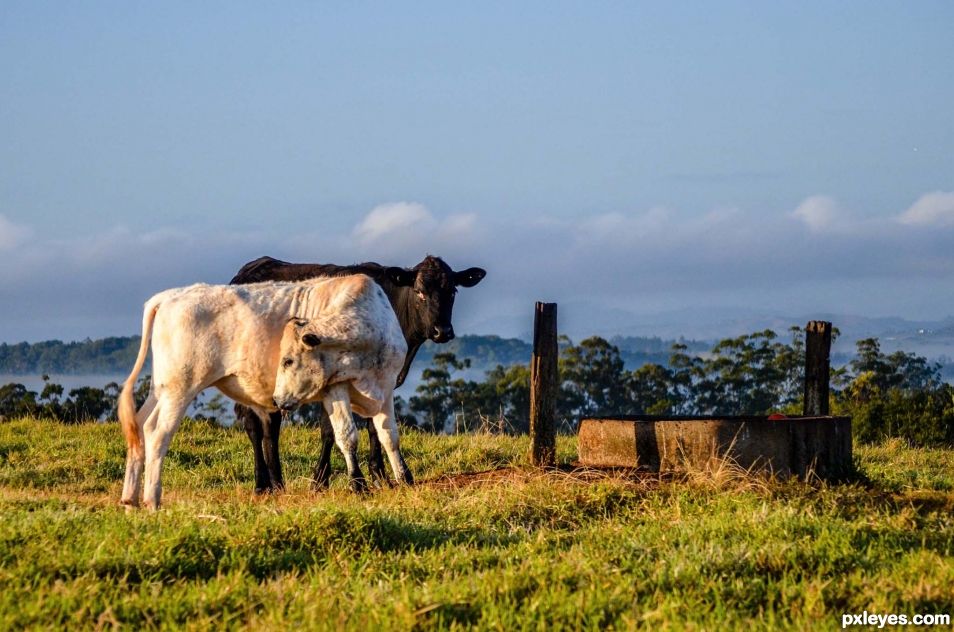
2, 2, 953, 342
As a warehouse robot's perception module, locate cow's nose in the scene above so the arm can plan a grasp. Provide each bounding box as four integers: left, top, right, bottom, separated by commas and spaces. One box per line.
273, 396, 297, 413
432, 325, 455, 342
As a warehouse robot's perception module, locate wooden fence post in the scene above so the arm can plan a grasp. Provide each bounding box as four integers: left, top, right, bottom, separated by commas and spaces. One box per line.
804, 320, 832, 416
530, 302, 558, 466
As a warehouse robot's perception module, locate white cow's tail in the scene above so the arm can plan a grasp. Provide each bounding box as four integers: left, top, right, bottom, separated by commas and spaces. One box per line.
119, 298, 160, 457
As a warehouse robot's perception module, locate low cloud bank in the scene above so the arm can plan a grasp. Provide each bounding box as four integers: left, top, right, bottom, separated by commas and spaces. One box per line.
2, 192, 954, 342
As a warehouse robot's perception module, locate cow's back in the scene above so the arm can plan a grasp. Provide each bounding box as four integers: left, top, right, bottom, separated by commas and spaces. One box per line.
231, 256, 387, 285
148, 282, 303, 404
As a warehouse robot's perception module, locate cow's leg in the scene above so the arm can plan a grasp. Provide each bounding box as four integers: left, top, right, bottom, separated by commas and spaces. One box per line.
322, 384, 367, 493
258, 409, 285, 492
142, 392, 192, 510
121, 391, 158, 508
239, 404, 272, 494
311, 414, 335, 491
371, 392, 414, 485
365, 416, 390, 486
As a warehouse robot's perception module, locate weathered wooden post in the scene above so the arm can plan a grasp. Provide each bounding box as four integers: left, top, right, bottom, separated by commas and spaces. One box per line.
530, 302, 558, 466
803, 320, 832, 416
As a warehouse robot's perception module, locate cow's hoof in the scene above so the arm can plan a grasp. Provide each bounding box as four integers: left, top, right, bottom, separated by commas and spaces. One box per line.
311, 466, 331, 491
400, 470, 415, 486
368, 459, 388, 481
370, 472, 395, 489
120, 498, 138, 512
349, 477, 369, 494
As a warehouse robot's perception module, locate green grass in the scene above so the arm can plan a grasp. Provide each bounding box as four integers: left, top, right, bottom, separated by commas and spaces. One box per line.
0, 419, 951, 630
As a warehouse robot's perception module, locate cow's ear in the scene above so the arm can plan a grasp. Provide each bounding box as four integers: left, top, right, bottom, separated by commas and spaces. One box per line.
385, 267, 415, 287
302, 333, 321, 348
454, 267, 486, 288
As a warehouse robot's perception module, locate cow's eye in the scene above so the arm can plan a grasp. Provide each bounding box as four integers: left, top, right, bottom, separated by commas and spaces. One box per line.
282, 357, 294, 369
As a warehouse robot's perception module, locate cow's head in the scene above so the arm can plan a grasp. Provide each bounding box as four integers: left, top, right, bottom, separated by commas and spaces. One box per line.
272, 318, 327, 413
383, 256, 486, 343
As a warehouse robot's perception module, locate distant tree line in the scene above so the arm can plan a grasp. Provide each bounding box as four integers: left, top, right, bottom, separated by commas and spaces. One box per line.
412, 334, 711, 373
0, 337, 142, 374
401, 329, 953, 447
0, 334, 709, 375
2, 330, 951, 446
0, 375, 124, 424
833, 338, 952, 446
0, 375, 228, 426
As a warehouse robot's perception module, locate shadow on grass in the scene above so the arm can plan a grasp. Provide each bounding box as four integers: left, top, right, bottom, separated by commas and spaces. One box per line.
67, 512, 511, 584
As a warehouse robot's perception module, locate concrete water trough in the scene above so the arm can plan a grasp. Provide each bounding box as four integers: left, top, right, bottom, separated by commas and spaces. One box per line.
577, 415, 852, 480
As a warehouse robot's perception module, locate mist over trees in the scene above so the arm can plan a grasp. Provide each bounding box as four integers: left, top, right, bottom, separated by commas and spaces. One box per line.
401, 330, 953, 447
1, 330, 951, 446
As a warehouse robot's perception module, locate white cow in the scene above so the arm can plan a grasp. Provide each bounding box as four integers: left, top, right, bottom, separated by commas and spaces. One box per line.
119, 274, 410, 509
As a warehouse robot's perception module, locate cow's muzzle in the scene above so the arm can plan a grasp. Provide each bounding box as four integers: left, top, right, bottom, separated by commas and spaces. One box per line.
431, 325, 455, 343
272, 396, 299, 414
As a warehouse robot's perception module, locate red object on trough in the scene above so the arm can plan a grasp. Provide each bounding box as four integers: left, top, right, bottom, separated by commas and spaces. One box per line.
577, 415, 852, 481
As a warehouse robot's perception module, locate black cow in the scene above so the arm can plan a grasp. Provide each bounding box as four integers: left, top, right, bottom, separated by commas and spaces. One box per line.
230, 255, 486, 493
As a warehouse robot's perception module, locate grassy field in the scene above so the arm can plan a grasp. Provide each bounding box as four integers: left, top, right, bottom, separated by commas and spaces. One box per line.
0, 419, 951, 630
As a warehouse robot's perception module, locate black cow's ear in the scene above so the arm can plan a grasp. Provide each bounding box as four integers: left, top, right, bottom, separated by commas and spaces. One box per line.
454, 267, 486, 287
385, 267, 415, 287
302, 333, 321, 347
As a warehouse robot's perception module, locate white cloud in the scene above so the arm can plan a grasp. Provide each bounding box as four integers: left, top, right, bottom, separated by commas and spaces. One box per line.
791, 195, 840, 232
352, 202, 435, 246
350, 202, 483, 259
897, 191, 954, 227
0, 214, 32, 251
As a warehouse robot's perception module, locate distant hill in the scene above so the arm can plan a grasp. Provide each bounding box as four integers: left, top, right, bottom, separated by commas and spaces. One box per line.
0, 337, 142, 374
414, 335, 532, 368
474, 303, 954, 359
3, 328, 950, 379
0, 333, 711, 375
